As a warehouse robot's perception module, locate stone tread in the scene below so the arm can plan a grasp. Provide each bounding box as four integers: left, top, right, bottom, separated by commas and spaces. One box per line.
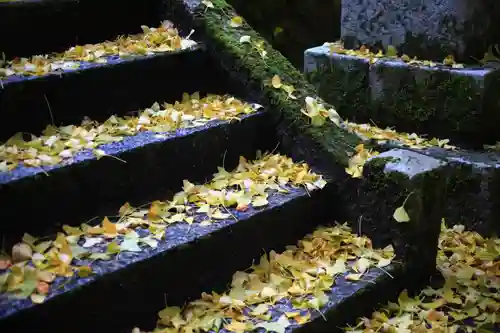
0, 110, 274, 242
0, 181, 334, 333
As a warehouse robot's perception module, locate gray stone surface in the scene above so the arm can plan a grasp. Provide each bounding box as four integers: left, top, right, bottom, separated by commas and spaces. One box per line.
304, 45, 500, 148
345, 148, 448, 283
340, 0, 500, 62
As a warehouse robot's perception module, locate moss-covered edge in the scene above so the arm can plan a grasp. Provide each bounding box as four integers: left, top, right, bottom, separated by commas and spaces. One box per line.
305, 53, 372, 123
168, 0, 362, 167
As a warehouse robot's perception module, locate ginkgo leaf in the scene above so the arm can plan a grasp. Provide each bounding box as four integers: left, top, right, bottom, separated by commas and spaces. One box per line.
239, 35, 251, 43
229, 16, 243, 28
201, 0, 214, 8
393, 206, 410, 223
273, 27, 284, 36
82, 237, 103, 248
255, 315, 290, 333
271, 75, 282, 89
120, 238, 142, 252
252, 196, 269, 207
386, 45, 398, 57
30, 293, 46, 304
12, 243, 32, 263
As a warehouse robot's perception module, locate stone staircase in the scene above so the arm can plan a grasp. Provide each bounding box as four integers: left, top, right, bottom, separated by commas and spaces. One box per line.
305, 0, 500, 237
0, 0, 449, 333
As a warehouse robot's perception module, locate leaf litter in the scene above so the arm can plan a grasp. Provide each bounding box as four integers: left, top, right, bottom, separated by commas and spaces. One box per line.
0, 21, 197, 78
264, 74, 456, 180
346, 221, 500, 333
0, 152, 326, 304
325, 41, 465, 68
0, 93, 260, 172
130, 223, 395, 333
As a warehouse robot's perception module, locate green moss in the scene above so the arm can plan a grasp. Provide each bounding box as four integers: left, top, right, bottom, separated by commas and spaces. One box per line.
371, 62, 483, 147
173, 0, 361, 165
306, 54, 371, 123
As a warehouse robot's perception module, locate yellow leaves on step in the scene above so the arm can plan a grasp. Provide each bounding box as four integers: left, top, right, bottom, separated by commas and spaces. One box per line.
0, 93, 260, 172
393, 206, 410, 223
0, 153, 326, 304
229, 16, 243, 28
345, 121, 455, 151
345, 144, 379, 179
347, 222, 500, 333
268, 75, 297, 99
201, 0, 214, 8
137, 224, 394, 333
301, 96, 342, 127
326, 41, 465, 69
0, 22, 196, 78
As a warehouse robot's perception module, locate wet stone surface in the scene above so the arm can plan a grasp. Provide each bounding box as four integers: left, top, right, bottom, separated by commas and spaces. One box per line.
340, 0, 500, 62
345, 148, 448, 284
304, 45, 500, 148
0, 184, 332, 333
0, 111, 273, 243
304, 45, 371, 124
392, 145, 500, 236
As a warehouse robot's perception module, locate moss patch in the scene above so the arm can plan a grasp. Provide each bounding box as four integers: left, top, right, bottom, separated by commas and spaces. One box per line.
305, 51, 371, 123
369, 60, 496, 148
168, 0, 362, 167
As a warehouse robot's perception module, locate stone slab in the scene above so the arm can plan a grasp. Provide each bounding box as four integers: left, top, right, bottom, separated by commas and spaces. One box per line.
396, 146, 500, 237
0, 47, 213, 140
340, 0, 500, 62
0, 111, 274, 244
0, 184, 333, 333
304, 45, 371, 124
343, 148, 448, 284
0, 0, 164, 58
304, 46, 500, 148
369, 59, 500, 148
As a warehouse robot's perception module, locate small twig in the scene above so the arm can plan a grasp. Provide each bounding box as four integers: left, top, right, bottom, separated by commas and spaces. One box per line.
222, 204, 237, 222
43, 94, 55, 126
222, 149, 227, 170
377, 266, 394, 279
270, 141, 280, 155
357, 215, 363, 237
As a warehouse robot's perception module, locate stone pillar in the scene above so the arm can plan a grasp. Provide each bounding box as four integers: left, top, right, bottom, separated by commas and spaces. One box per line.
340, 0, 500, 62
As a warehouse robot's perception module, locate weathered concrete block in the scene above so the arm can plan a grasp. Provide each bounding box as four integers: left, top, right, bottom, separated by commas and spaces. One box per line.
304, 45, 371, 123
370, 59, 500, 148
340, 0, 500, 62
346, 148, 448, 284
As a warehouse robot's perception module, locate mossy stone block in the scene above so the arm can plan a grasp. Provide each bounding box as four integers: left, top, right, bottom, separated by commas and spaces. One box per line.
350, 148, 448, 284
340, 0, 500, 62
369, 60, 500, 148
304, 45, 371, 123
415, 147, 500, 236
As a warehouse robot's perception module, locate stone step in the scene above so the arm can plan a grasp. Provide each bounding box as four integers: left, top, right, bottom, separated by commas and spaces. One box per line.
0, 44, 222, 140
304, 44, 500, 149
0, 0, 165, 58
0, 153, 332, 333
0, 95, 272, 244
304, 45, 500, 236
126, 224, 406, 333
384, 145, 500, 237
